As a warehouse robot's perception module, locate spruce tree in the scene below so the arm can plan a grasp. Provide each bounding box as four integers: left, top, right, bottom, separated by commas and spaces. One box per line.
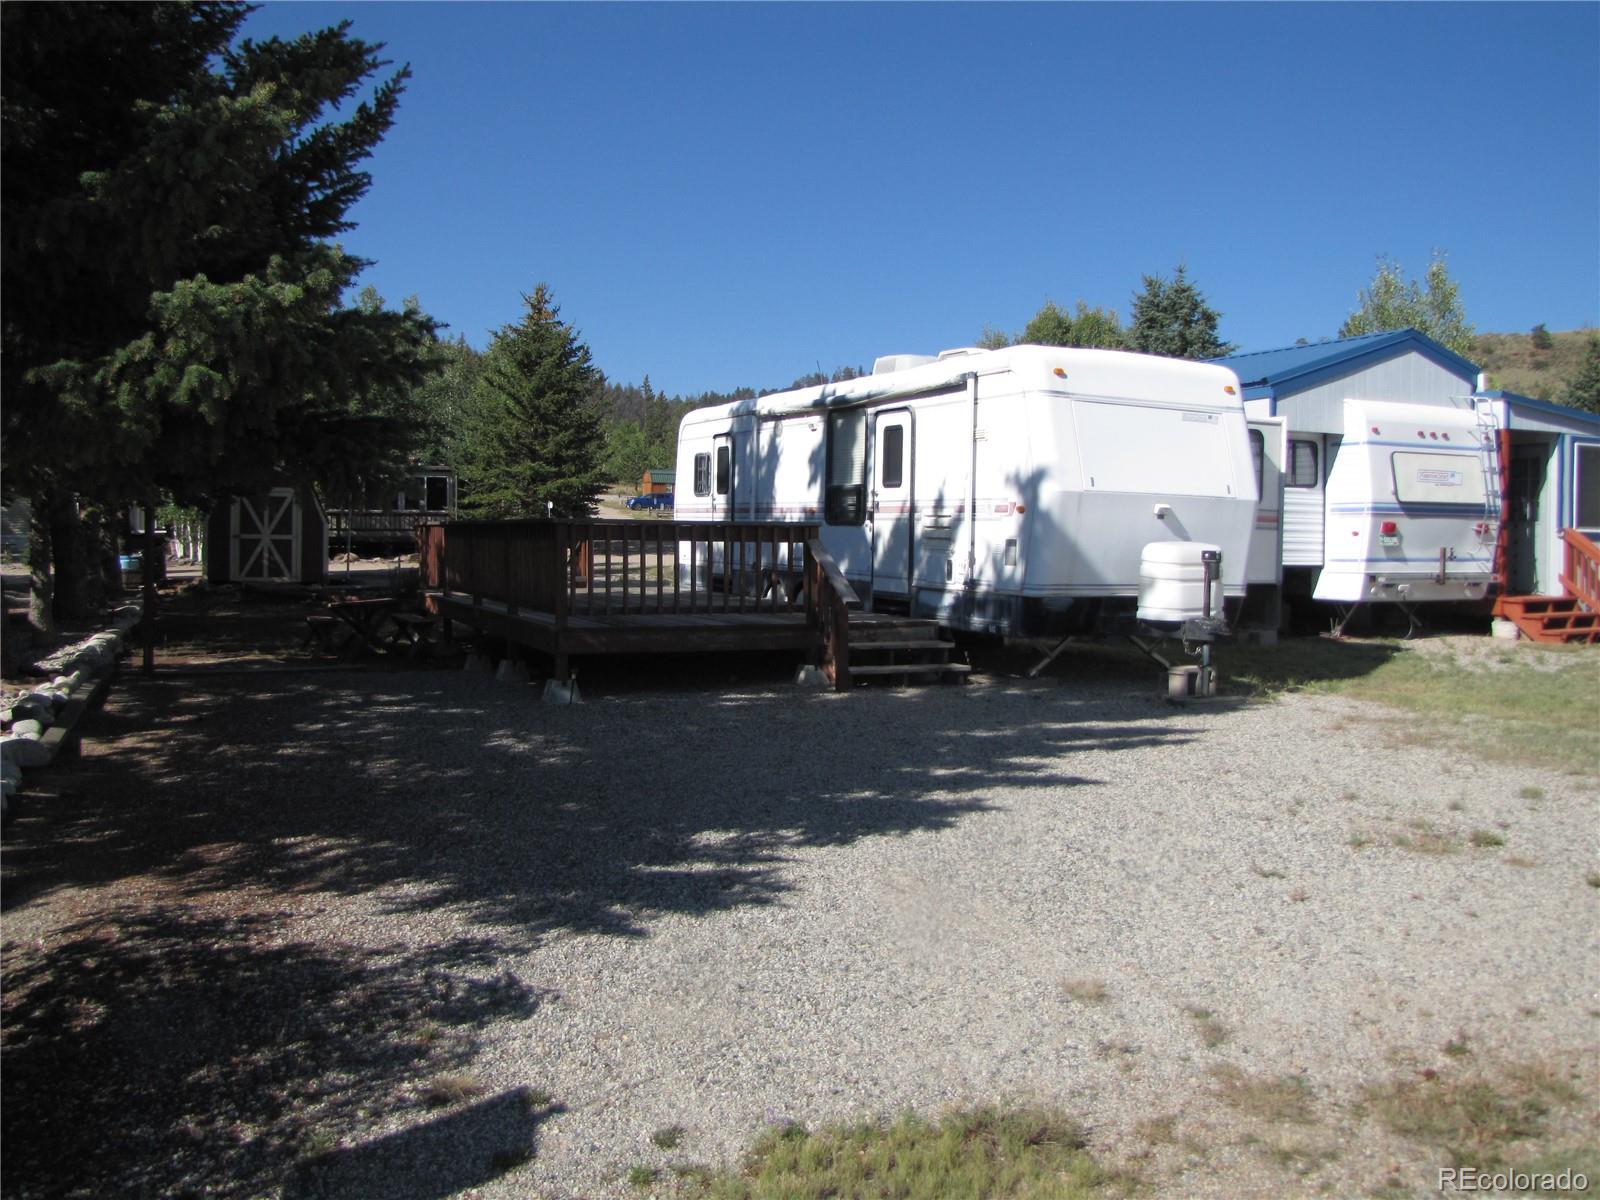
461, 285, 608, 518
3, 1, 439, 623
1564, 336, 1600, 415
1, 3, 438, 517
1127, 266, 1235, 359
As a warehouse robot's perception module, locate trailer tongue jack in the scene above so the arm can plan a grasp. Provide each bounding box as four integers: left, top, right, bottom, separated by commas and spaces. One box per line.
1130, 546, 1226, 700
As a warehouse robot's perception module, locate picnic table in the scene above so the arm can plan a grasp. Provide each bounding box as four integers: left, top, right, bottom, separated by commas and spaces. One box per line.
304, 595, 436, 658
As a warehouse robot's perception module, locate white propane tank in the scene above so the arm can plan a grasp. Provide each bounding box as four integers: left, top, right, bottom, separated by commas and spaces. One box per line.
1138, 541, 1223, 625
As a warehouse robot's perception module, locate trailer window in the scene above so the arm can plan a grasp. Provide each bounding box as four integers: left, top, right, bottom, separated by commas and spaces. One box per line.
1287, 440, 1319, 488
1249, 429, 1264, 495
715, 445, 730, 496
881, 424, 904, 490
1390, 451, 1485, 506
693, 453, 711, 497
826, 409, 867, 524
1575, 444, 1600, 529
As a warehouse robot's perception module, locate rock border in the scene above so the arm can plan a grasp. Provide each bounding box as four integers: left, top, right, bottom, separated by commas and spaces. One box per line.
1, 606, 139, 822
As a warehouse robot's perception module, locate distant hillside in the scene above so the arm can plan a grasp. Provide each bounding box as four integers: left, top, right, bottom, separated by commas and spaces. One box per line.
1473, 328, 1593, 403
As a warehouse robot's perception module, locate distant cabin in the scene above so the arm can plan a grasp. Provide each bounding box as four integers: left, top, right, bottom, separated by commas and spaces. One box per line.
327, 465, 457, 552
641, 468, 675, 495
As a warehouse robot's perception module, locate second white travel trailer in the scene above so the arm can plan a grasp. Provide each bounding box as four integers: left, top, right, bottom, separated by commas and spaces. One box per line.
672, 344, 1260, 637
1216, 332, 1507, 631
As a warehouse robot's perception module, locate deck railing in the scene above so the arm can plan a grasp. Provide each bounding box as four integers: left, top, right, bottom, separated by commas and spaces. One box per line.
421, 519, 819, 616
1561, 528, 1600, 613
419, 519, 861, 688
330, 509, 453, 540
805, 537, 859, 688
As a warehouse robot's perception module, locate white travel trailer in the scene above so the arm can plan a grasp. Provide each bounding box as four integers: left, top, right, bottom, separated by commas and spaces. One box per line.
1309, 398, 1499, 606
1217, 332, 1512, 627
673, 344, 1259, 637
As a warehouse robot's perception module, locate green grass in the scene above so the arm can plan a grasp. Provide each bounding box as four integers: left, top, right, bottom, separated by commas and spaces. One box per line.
1209, 1065, 1317, 1125
1061, 978, 1110, 1005
653, 1125, 687, 1150
1219, 638, 1600, 778
1183, 1006, 1231, 1049
1362, 1060, 1586, 1171
678, 1106, 1135, 1200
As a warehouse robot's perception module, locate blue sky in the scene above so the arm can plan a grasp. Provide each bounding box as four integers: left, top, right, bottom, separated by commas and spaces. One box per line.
243, 1, 1600, 396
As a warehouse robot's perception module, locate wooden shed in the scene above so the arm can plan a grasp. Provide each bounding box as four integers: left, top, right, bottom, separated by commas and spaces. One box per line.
641, 467, 675, 495
205, 484, 328, 585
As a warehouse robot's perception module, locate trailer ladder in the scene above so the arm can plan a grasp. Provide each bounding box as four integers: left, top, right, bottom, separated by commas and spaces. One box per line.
1471, 397, 1507, 588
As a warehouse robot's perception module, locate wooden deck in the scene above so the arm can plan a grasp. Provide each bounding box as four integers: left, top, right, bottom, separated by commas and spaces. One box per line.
420, 519, 968, 688
420, 519, 858, 686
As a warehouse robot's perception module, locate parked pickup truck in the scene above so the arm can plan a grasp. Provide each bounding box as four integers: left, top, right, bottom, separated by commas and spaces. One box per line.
624, 492, 674, 511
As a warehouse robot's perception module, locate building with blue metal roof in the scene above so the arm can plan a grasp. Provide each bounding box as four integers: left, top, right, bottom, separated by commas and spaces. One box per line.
1210, 329, 1600, 615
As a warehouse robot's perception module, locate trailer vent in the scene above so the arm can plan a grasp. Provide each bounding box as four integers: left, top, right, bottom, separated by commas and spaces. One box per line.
872, 354, 938, 375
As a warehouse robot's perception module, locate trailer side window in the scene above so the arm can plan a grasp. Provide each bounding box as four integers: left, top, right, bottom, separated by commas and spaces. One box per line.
715, 445, 730, 496
693, 453, 711, 497
1287, 440, 1319, 488
1249, 429, 1264, 496
1576, 444, 1600, 529
826, 409, 867, 524
881, 424, 904, 490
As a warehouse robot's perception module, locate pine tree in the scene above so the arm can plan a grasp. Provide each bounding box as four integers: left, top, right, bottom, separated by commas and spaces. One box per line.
1, 1, 439, 506
1564, 336, 1600, 415
1337, 251, 1475, 359
461, 285, 607, 518
1127, 266, 1235, 359
640, 375, 678, 468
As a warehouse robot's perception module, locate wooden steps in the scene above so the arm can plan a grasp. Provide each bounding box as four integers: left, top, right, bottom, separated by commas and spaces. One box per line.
841, 614, 970, 685
1494, 594, 1600, 644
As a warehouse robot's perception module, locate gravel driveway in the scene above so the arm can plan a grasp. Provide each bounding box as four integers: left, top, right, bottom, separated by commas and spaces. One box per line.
3, 629, 1596, 1198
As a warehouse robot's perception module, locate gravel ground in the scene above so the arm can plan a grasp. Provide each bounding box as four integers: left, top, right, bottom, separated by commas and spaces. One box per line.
2, 605, 1597, 1199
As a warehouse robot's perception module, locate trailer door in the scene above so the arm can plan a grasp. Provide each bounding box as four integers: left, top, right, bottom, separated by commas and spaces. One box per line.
1282, 435, 1325, 567
711, 433, 734, 520
1247, 418, 1286, 585
870, 409, 913, 600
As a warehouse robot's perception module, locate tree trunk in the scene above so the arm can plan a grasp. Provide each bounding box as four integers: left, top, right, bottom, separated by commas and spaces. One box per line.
49, 491, 89, 621
27, 496, 55, 640
142, 497, 158, 674
80, 503, 121, 607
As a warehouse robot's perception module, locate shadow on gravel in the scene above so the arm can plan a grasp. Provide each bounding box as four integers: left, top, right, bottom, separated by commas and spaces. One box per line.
287, 1088, 563, 1200
2, 670, 1190, 935
1, 590, 1209, 1198
1, 906, 548, 1200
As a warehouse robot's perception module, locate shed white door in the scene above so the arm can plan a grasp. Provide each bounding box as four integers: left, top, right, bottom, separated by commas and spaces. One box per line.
231, 489, 300, 582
